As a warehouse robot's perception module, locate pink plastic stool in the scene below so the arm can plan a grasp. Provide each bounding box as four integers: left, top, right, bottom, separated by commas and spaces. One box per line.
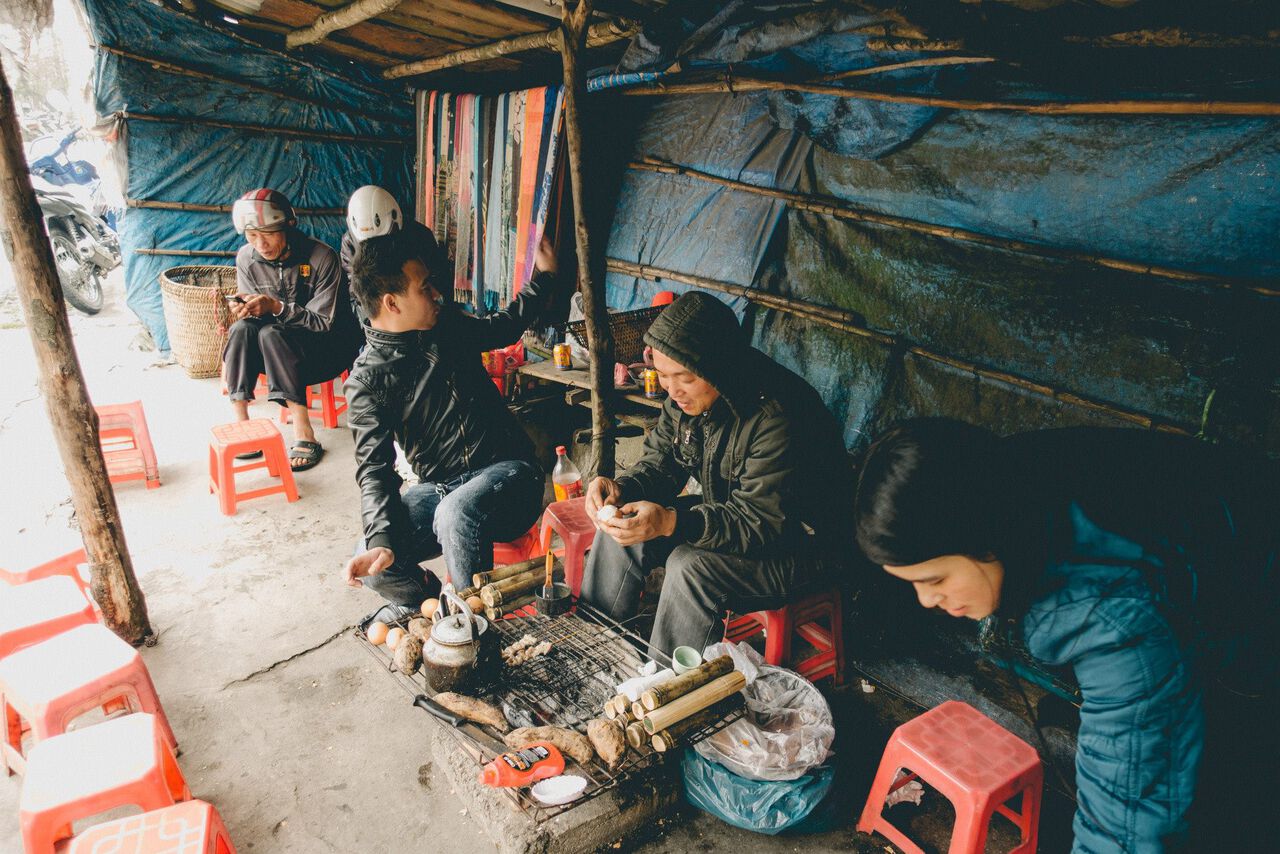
0, 547, 91, 599
857, 701, 1043, 854
0, 622, 178, 776
0, 575, 97, 660
724, 586, 844, 684
208, 419, 299, 515
68, 798, 237, 853
278, 372, 350, 429
19, 712, 190, 853
493, 524, 541, 566
539, 498, 594, 596
97, 401, 160, 489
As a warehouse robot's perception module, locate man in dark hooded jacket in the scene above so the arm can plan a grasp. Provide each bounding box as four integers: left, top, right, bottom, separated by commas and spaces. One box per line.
581, 291, 853, 656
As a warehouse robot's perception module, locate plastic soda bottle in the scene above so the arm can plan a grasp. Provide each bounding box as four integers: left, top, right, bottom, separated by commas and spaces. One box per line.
552, 446, 584, 501
479, 742, 565, 787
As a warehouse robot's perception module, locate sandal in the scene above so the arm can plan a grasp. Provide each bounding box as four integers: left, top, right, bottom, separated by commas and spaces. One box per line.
235, 449, 263, 461
290, 440, 324, 472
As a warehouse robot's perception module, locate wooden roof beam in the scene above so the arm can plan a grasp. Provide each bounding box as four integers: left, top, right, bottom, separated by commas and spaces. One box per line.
382, 17, 637, 79
286, 0, 406, 48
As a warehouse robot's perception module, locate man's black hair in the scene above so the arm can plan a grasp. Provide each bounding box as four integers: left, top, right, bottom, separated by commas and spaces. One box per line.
350, 231, 437, 320
854, 418, 1002, 566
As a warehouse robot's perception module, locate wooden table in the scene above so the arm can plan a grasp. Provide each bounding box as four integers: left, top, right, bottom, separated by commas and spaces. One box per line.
518, 359, 663, 411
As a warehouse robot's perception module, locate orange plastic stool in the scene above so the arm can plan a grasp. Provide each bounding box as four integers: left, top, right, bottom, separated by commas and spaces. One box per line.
279, 371, 350, 429
19, 712, 190, 853
0, 547, 91, 598
724, 586, 844, 685
97, 401, 160, 489
539, 498, 594, 596
0, 622, 178, 776
68, 799, 237, 854
220, 371, 268, 397
208, 419, 299, 516
0, 575, 97, 660
857, 701, 1043, 854
493, 524, 542, 566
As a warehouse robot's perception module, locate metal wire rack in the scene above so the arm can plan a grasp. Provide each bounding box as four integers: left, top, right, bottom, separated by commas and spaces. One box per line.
354, 600, 745, 824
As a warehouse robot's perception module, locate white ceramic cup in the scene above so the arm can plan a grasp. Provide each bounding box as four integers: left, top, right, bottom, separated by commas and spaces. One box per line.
671, 645, 703, 675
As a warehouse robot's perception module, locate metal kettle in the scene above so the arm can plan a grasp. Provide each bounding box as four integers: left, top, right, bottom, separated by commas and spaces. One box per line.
422, 590, 481, 692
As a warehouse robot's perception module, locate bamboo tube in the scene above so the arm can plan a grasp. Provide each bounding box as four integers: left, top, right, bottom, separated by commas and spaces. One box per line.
651, 696, 747, 753
473, 556, 542, 588
619, 72, 1280, 116
631, 701, 647, 721
480, 564, 563, 607
483, 594, 536, 622
126, 198, 344, 215
641, 655, 734, 710
133, 248, 236, 257
625, 721, 648, 749
605, 258, 1197, 437
643, 672, 747, 735
119, 112, 408, 147
628, 157, 1276, 297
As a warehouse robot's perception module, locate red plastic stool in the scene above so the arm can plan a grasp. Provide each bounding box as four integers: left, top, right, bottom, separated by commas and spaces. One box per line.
493, 524, 542, 566
0, 622, 178, 776
0, 547, 91, 599
68, 798, 237, 854
724, 586, 844, 685
220, 372, 269, 398
208, 419, 299, 516
279, 371, 350, 429
97, 401, 160, 489
857, 701, 1043, 854
19, 712, 190, 853
539, 498, 594, 596
0, 575, 97, 660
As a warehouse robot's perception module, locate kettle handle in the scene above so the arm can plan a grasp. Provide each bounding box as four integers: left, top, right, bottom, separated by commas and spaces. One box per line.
440, 589, 475, 641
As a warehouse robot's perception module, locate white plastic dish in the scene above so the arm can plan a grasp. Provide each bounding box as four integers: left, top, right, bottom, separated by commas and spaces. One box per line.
531, 774, 588, 806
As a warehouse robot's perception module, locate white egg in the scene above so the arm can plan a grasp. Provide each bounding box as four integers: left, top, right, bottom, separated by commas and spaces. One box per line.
596, 505, 619, 522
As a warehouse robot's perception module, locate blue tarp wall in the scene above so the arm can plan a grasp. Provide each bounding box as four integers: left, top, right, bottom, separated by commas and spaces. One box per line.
83, 0, 414, 353
594, 1, 1280, 455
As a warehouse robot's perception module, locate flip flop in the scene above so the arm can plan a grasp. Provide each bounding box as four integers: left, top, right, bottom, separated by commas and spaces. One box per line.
290, 440, 324, 472
235, 450, 263, 461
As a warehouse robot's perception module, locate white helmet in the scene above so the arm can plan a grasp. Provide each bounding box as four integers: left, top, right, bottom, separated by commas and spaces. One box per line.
347, 185, 402, 243
231, 188, 294, 234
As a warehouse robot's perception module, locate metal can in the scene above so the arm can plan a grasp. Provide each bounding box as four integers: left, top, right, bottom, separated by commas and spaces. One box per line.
481, 350, 492, 372
643, 368, 662, 399
553, 343, 573, 371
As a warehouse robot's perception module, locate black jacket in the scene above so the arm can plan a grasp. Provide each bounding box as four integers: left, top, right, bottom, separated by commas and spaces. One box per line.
345, 271, 558, 555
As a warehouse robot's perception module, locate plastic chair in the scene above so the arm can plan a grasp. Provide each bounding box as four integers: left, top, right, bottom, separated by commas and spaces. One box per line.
19, 712, 190, 853
857, 700, 1043, 854
97, 401, 160, 489
0, 622, 178, 776
723, 586, 844, 684
0, 547, 91, 598
0, 575, 97, 660
208, 419, 299, 516
651, 290, 676, 307
67, 798, 237, 853
493, 524, 542, 566
279, 371, 350, 429
538, 497, 594, 596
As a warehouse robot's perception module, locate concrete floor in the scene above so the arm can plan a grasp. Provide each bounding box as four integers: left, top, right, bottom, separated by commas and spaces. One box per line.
0, 274, 1060, 852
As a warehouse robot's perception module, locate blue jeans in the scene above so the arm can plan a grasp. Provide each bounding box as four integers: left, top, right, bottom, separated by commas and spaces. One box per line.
359, 459, 544, 606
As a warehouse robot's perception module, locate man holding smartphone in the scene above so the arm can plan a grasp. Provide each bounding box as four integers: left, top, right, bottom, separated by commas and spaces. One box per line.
224, 188, 361, 471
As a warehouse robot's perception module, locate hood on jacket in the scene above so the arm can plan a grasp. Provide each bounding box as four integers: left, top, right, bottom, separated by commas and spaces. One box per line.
643, 291, 756, 410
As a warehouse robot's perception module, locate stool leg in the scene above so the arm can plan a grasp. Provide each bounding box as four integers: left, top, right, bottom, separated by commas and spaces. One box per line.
219, 452, 237, 516
828, 602, 845, 686
272, 443, 299, 502
2, 695, 19, 776
762, 610, 792, 666
208, 445, 218, 495
947, 796, 992, 854
1011, 770, 1043, 853
320, 382, 338, 429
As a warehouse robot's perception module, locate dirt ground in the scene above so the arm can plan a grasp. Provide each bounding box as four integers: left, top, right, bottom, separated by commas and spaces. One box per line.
0, 273, 1062, 852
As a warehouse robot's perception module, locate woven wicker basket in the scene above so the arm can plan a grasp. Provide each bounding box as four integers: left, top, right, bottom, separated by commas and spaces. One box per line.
159, 265, 237, 379
565, 305, 665, 364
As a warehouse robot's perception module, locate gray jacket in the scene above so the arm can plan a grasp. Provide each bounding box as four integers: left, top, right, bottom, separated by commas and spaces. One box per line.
235, 230, 353, 335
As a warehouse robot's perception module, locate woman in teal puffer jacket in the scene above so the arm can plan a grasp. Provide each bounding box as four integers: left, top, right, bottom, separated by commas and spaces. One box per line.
853, 418, 1278, 852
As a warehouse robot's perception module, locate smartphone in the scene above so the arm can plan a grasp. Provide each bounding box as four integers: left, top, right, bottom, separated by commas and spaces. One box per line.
225, 294, 246, 305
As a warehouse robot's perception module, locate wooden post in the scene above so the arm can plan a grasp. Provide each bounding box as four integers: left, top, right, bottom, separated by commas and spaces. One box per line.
0, 66, 153, 644
286, 0, 405, 49
559, 0, 616, 478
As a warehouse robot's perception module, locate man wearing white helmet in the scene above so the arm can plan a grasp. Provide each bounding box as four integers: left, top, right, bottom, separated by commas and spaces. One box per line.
340, 186, 442, 325
225, 188, 360, 471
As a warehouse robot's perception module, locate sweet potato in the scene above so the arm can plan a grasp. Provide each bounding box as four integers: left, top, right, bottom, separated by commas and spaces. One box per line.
394, 635, 423, 675
504, 726, 594, 766
432, 692, 510, 732
587, 718, 626, 769
407, 617, 431, 642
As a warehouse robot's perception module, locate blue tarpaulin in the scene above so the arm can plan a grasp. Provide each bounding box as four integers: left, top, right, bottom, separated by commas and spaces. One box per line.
83, 0, 413, 352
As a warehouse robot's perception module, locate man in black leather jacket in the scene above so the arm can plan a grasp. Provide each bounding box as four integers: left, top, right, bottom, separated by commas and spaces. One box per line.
342, 230, 560, 607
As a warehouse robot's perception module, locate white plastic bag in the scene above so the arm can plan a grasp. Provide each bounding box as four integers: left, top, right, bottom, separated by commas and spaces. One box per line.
694, 642, 835, 781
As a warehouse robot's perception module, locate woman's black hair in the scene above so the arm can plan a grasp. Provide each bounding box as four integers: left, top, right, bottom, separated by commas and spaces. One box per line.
854, 418, 1003, 567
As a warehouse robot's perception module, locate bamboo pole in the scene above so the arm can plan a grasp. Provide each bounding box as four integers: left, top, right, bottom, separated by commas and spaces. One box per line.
480, 563, 563, 607
484, 594, 535, 621
0, 67, 153, 645
119, 112, 408, 147
559, 0, 617, 478
619, 72, 1280, 116
650, 695, 745, 752
382, 18, 638, 79
472, 555, 542, 588
133, 249, 237, 257
126, 199, 344, 215
97, 44, 411, 128
287, 0, 405, 48
641, 655, 734, 710
642, 671, 746, 734
606, 257, 1195, 436
630, 157, 1279, 298
823, 56, 996, 80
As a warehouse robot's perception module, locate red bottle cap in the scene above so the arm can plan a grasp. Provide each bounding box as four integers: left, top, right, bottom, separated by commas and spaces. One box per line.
556, 445, 566, 455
